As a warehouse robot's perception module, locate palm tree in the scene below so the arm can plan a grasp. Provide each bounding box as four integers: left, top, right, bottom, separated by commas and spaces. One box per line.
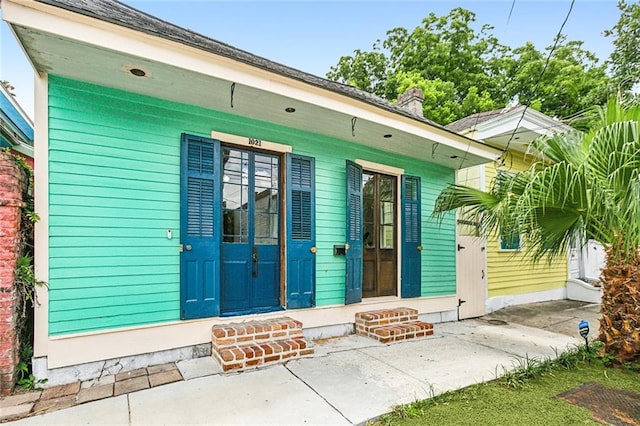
434, 98, 640, 363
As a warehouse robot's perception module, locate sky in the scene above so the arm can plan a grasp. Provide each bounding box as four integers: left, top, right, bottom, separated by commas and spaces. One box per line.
0, 0, 623, 120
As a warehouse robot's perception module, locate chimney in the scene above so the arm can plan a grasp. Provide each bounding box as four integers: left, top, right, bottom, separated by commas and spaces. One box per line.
397, 87, 424, 117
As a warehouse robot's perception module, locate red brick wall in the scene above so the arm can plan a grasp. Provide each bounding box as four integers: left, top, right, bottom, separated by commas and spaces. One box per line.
9, 149, 34, 169
0, 151, 27, 396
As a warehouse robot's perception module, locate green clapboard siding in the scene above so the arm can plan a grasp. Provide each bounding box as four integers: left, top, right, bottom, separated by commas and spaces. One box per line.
47, 76, 456, 335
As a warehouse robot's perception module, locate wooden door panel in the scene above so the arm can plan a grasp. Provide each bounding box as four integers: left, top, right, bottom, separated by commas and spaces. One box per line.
379, 257, 396, 296
457, 235, 486, 319
363, 253, 376, 297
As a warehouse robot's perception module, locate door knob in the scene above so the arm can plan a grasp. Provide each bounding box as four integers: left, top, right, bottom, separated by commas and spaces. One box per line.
310, 247, 317, 254
417, 245, 423, 252
185, 244, 192, 251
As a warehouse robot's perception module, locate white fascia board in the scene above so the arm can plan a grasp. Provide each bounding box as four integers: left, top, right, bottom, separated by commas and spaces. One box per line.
470, 109, 570, 140
3, 0, 499, 162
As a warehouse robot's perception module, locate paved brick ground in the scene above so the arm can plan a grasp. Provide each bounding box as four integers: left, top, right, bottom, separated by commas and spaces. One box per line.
0, 363, 183, 422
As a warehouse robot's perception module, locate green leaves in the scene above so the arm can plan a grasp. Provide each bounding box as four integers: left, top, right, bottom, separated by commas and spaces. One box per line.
504, 38, 609, 122
605, 1, 640, 95
435, 98, 640, 264
326, 45, 395, 99
327, 7, 612, 125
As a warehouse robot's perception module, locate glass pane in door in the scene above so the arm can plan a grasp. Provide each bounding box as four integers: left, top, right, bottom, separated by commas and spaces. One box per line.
363, 172, 375, 248
379, 175, 395, 249
222, 148, 248, 243
254, 154, 279, 245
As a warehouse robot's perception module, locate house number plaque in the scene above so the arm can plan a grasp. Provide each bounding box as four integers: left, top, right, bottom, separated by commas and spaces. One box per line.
211, 131, 292, 153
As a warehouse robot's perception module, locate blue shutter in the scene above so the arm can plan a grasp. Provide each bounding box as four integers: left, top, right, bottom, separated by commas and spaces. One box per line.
345, 160, 363, 304
286, 154, 316, 309
180, 134, 221, 319
401, 175, 421, 298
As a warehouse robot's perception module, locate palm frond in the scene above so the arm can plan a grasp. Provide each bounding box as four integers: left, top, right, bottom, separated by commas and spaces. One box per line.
435, 97, 640, 264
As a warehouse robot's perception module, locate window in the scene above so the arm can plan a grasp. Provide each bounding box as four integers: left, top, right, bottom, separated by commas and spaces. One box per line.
495, 170, 521, 251
499, 232, 521, 251
499, 221, 521, 251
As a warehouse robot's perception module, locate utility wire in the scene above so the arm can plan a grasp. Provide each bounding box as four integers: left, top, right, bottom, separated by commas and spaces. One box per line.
506, 0, 517, 26
500, 0, 576, 163
458, 109, 483, 170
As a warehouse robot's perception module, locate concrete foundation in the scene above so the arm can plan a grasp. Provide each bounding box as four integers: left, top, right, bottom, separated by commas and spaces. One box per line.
486, 288, 566, 314
33, 344, 211, 387
566, 278, 603, 304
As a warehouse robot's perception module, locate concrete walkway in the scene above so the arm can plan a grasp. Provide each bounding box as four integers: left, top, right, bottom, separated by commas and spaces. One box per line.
2, 300, 599, 425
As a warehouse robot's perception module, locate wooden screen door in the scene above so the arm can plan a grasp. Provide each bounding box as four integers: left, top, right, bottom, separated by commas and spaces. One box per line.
362, 171, 397, 297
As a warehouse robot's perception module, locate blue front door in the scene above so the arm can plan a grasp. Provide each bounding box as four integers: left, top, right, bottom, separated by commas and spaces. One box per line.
221, 147, 281, 315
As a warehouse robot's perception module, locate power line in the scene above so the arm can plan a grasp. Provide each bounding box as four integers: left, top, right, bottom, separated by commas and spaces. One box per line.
457, 109, 484, 169
499, 0, 576, 163
506, 0, 517, 26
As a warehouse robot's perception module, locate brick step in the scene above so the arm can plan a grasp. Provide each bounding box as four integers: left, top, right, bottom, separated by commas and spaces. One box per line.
367, 321, 434, 344
212, 337, 314, 372
212, 317, 303, 348
211, 317, 314, 372
355, 307, 419, 334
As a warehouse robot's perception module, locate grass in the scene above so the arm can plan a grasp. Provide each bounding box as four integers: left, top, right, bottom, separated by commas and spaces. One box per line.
372, 344, 640, 426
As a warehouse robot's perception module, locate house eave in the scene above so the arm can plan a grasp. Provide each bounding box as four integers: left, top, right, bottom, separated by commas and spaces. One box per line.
461, 107, 572, 154
3, 0, 500, 168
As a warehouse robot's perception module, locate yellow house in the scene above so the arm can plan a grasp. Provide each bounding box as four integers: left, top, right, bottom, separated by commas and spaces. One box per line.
446, 106, 573, 318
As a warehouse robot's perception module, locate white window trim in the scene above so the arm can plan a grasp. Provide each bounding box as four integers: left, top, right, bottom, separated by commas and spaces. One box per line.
355, 159, 404, 298
355, 159, 404, 176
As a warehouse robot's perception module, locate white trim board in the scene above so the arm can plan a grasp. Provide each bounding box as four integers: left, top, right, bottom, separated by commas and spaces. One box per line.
33, 73, 49, 358
355, 159, 404, 176
211, 131, 292, 153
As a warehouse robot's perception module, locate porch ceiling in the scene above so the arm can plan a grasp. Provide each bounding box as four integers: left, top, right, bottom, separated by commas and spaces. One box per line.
8, 10, 500, 169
